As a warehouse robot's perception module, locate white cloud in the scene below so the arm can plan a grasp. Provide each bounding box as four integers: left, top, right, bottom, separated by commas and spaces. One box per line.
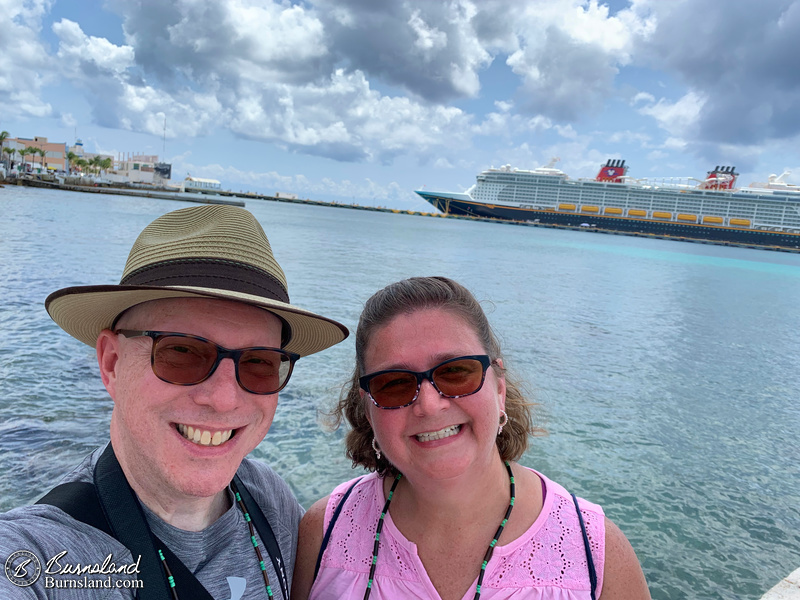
637, 91, 706, 138
53, 19, 134, 73
473, 111, 556, 138
434, 157, 454, 169
493, 0, 657, 120
60, 113, 77, 127
607, 130, 651, 145
228, 69, 472, 162
473, 112, 510, 136
555, 124, 578, 139
663, 137, 687, 150
631, 92, 655, 105
314, 0, 493, 100
0, 0, 54, 118
408, 10, 447, 53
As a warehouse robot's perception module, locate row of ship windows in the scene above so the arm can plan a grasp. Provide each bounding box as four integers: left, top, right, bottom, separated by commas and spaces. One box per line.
476, 194, 792, 216
532, 205, 758, 227
505, 203, 800, 226
492, 193, 793, 216
482, 185, 793, 206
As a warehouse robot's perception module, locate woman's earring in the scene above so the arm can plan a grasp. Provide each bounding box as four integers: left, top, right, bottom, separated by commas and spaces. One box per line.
372, 437, 382, 460
498, 410, 509, 436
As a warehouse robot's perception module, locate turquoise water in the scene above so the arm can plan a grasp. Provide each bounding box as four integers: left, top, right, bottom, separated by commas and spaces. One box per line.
1, 187, 799, 599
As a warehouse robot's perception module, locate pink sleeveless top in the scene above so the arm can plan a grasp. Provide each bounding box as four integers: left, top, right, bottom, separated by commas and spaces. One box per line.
309, 469, 605, 599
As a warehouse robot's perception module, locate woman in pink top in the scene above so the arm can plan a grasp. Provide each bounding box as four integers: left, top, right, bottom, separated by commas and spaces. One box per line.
292, 277, 650, 600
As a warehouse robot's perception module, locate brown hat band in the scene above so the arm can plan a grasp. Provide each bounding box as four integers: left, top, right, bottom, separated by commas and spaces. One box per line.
121, 258, 290, 303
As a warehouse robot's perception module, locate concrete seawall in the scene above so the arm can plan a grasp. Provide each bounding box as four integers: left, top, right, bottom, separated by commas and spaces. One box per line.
761, 568, 800, 600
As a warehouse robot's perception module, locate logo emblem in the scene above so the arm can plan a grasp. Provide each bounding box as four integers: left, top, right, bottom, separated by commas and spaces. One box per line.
5, 550, 42, 587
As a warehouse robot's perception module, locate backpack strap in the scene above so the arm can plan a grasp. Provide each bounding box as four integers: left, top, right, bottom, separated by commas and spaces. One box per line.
313, 477, 361, 580
571, 493, 598, 600
37, 444, 288, 599
94, 444, 215, 600
38, 482, 214, 600
37, 481, 111, 536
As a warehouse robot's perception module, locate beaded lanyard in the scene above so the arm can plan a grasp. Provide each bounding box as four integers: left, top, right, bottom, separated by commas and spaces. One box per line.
363, 461, 516, 600
157, 480, 277, 599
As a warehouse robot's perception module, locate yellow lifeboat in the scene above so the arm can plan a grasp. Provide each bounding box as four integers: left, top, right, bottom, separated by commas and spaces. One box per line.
653, 211, 672, 219
581, 205, 600, 213
628, 209, 647, 217
558, 203, 577, 211
702, 216, 724, 224
677, 214, 697, 222
604, 207, 623, 215
730, 218, 752, 227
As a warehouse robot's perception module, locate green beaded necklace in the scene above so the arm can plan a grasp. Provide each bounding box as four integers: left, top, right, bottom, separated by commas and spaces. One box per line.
157, 480, 278, 599
364, 461, 516, 600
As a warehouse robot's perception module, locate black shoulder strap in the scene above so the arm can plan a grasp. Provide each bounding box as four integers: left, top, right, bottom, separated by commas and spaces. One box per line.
37, 445, 214, 600
37, 484, 211, 600
571, 493, 598, 600
233, 474, 289, 599
37, 445, 289, 600
313, 478, 361, 581
93, 444, 215, 600
37, 482, 112, 536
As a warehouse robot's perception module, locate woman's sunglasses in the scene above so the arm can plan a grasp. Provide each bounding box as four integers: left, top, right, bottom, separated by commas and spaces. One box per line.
116, 330, 299, 395
359, 355, 493, 409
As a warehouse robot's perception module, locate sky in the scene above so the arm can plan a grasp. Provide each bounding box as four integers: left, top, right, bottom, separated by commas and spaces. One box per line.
2, 0, 800, 210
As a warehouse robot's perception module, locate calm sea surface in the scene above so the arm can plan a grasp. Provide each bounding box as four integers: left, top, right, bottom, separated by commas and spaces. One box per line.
1, 187, 799, 599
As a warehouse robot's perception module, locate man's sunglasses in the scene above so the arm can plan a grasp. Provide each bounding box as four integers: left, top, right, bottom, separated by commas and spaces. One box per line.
359, 355, 493, 409
116, 330, 299, 395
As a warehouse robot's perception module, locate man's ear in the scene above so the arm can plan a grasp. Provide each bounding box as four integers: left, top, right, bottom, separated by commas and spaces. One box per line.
96, 329, 121, 399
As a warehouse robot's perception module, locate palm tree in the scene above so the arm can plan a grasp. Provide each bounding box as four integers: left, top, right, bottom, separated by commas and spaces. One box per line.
75, 158, 88, 174
89, 155, 102, 176
66, 151, 78, 174
25, 147, 38, 171
3, 147, 15, 170
100, 157, 113, 174
37, 148, 47, 171
0, 131, 9, 159
18, 148, 29, 172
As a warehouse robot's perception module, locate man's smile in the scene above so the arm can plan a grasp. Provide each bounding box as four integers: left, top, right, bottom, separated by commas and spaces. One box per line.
176, 424, 235, 446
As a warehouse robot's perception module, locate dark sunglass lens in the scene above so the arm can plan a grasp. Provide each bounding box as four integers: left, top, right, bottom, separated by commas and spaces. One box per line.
369, 372, 419, 407
153, 336, 217, 384
237, 350, 293, 394
432, 358, 485, 397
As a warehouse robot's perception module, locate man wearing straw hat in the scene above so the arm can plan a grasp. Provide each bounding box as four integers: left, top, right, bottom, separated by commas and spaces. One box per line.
0, 205, 348, 599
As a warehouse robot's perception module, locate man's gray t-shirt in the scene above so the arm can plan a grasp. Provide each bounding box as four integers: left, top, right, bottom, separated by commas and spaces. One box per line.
0, 445, 304, 599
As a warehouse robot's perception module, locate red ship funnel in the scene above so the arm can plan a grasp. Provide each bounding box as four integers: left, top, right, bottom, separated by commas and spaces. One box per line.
700, 165, 738, 190
596, 159, 627, 183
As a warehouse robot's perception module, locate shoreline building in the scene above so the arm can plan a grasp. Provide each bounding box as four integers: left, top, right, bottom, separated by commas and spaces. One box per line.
67, 139, 115, 174
183, 175, 222, 192
5, 136, 67, 172
106, 153, 172, 186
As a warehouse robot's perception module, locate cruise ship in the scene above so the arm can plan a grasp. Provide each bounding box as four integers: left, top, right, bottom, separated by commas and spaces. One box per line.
415, 159, 800, 249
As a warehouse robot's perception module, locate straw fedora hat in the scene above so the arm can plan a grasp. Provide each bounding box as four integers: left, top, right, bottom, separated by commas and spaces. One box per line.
46, 204, 348, 356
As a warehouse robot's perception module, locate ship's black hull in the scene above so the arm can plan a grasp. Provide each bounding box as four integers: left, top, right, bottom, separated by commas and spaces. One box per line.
419, 194, 800, 249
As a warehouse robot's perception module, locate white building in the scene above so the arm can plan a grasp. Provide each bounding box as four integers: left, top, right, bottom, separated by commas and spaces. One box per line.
184, 176, 222, 192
